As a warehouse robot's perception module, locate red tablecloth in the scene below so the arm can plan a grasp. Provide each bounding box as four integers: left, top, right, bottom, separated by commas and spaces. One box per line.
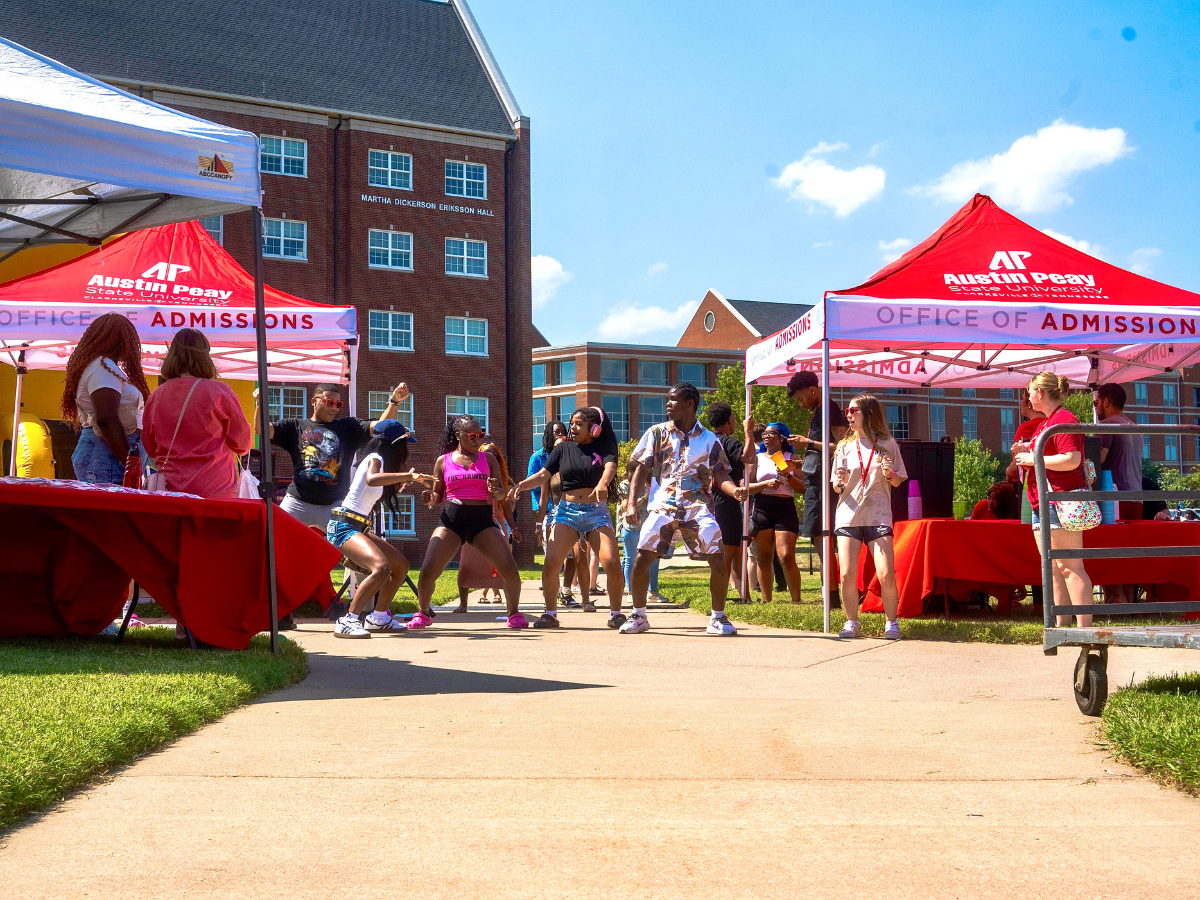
859, 518, 1200, 618
0, 479, 340, 648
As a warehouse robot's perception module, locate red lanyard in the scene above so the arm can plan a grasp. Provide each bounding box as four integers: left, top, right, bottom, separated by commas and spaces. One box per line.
856, 440, 876, 478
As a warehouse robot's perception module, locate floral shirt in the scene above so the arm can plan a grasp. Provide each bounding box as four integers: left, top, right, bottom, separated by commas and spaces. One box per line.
631, 419, 730, 515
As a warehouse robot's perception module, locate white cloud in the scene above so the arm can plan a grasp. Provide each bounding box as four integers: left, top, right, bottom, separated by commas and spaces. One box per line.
772, 142, 886, 217
1128, 247, 1162, 275
531, 254, 573, 309
812, 240, 835, 250
868, 140, 888, 157
911, 119, 1133, 213
647, 261, 669, 277
1041, 228, 1105, 260
596, 299, 699, 341
878, 237, 912, 263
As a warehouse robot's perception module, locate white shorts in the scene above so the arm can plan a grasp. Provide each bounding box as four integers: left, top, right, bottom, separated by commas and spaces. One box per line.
279, 493, 337, 530
637, 504, 723, 559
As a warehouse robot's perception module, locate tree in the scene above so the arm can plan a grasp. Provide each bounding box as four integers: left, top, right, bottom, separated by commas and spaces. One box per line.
700, 363, 810, 442
953, 436, 998, 505
1062, 390, 1094, 425
1159, 465, 1200, 509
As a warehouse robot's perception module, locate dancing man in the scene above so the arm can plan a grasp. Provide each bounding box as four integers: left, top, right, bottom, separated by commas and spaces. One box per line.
622, 383, 748, 635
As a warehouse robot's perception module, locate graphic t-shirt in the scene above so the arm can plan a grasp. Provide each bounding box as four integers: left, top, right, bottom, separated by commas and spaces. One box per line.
544, 437, 618, 492
272, 416, 371, 506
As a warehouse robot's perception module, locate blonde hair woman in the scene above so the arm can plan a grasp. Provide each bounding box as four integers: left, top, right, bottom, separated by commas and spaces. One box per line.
831, 394, 907, 639
1012, 372, 1094, 626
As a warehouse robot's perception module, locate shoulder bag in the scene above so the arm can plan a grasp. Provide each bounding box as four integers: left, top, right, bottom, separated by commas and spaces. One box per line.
147, 378, 201, 493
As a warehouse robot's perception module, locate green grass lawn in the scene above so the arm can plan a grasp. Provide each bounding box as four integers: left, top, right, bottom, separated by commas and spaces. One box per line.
1101, 672, 1200, 795
0, 628, 307, 832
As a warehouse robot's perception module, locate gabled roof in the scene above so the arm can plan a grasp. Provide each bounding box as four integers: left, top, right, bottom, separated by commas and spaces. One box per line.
724, 298, 813, 337
0, 0, 519, 138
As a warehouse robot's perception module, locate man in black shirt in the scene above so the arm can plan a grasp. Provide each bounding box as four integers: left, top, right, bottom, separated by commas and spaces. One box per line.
706, 401, 750, 603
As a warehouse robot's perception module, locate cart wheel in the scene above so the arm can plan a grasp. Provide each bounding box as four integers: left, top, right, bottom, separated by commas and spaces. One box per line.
1073, 650, 1108, 716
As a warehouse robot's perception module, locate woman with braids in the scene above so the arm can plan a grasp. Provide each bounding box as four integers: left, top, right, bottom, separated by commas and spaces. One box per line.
61, 313, 151, 484
510, 406, 624, 628
328, 420, 435, 638
415, 416, 527, 629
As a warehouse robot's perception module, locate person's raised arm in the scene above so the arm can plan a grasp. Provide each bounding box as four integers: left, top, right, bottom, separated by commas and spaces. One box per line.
366, 382, 410, 432
90, 387, 129, 460
250, 388, 275, 442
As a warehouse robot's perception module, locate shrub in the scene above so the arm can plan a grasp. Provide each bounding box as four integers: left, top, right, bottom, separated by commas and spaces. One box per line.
954, 436, 999, 505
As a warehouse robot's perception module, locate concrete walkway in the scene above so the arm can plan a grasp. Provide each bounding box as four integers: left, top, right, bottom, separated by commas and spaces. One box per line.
2, 582, 1198, 899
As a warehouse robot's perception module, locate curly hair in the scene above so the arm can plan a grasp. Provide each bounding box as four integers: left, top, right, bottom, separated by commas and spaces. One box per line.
61, 313, 150, 429
439, 415, 480, 454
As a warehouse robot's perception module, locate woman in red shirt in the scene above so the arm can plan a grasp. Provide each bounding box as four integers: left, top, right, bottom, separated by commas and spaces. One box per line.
1012, 372, 1094, 626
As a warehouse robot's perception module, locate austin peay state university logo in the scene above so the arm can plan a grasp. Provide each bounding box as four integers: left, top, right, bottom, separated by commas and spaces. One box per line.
198, 153, 235, 181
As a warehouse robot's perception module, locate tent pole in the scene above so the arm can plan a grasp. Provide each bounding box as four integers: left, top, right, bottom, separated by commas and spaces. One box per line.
252, 208, 280, 654
9, 350, 26, 477
821, 339, 831, 635
742, 377, 752, 601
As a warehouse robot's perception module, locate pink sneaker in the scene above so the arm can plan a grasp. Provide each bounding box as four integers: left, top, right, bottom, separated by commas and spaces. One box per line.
407, 610, 433, 630
507, 613, 529, 629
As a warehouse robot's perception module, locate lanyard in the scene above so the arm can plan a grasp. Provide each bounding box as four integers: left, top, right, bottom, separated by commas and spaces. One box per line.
856, 440, 876, 479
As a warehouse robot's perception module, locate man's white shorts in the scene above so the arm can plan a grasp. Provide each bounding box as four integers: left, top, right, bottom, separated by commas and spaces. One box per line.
636, 504, 723, 559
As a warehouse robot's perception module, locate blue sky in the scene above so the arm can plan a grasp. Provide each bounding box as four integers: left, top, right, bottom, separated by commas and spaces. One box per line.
468, 0, 1200, 347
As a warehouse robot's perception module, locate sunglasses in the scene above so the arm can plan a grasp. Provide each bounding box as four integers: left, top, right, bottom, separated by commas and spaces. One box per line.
461, 431, 485, 441
318, 398, 343, 409
846, 406, 861, 415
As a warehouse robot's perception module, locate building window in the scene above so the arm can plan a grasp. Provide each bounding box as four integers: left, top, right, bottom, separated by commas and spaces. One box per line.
1000, 408, 1016, 448
961, 388, 976, 399
1135, 383, 1149, 406
558, 395, 576, 421
601, 395, 629, 441
1194, 417, 1199, 459
445, 160, 486, 199
930, 405, 946, 441
930, 388, 945, 397
381, 496, 416, 536
1165, 414, 1179, 461
445, 317, 487, 356
532, 364, 546, 390
1136, 413, 1150, 457
1193, 388, 1200, 408
368, 150, 412, 190
262, 218, 306, 260
704, 310, 716, 332
368, 311, 413, 351
199, 216, 223, 245
678, 362, 708, 387
559, 360, 576, 384
887, 405, 909, 440
1000, 388, 1016, 400
639, 395, 666, 435
600, 359, 627, 384
1164, 383, 1178, 408
267, 386, 306, 420
260, 136, 307, 177
368, 230, 413, 270
533, 397, 548, 449
963, 406, 977, 441
639, 360, 668, 386
445, 238, 487, 277
885, 388, 911, 395
368, 391, 414, 429
446, 396, 488, 433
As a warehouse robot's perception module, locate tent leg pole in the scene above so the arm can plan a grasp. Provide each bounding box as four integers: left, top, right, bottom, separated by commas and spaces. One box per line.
252, 208, 280, 655
821, 339, 831, 635
9, 351, 26, 477
742, 377, 752, 601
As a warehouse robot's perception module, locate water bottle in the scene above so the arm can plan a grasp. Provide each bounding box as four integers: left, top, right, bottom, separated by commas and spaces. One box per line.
122, 445, 142, 489
1021, 483, 1033, 524
1099, 469, 1116, 525
907, 478, 923, 520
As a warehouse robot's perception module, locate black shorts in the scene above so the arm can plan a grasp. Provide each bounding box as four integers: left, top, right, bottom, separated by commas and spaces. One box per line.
440, 502, 498, 545
751, 494, 800, 536
713, 498, 744, 548
834, 524, 893, 544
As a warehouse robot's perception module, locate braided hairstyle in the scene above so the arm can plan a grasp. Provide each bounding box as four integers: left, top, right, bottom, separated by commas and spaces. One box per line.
439, 415, 480, 454
361, 435, 411, 511
61, 313, 150, 429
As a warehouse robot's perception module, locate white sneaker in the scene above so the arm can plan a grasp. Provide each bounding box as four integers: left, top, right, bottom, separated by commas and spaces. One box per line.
618, 613, 650, 634
706, 613, 737, 636
333, 613, 370, 639
364, 610, 405, 632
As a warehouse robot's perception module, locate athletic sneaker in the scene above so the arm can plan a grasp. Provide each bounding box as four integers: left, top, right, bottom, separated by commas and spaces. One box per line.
533, 613, 560, 629
364, 611, 405, 633
618, 613, 650, 634
838, 620, 861, 639
507, 612, 530, 629
706, 613, 737, 636
406, 610, 433, 630
884, 622, 902, 640
607, 613, 627, 630
561, 595, 581, 609
334, 613, 370, 639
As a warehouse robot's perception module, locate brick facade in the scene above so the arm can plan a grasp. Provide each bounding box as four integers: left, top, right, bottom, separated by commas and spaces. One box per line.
677, 290, 760, 350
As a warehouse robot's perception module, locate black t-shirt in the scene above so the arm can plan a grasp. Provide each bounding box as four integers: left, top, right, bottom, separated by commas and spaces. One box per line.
544, 437, 618, 491
272, 416, 371, 506
808, 401, 848, 442
714, 433, 744, 508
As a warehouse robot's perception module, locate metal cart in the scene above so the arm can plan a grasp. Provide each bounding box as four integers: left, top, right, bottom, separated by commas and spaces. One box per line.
1034, 422, 1200, 716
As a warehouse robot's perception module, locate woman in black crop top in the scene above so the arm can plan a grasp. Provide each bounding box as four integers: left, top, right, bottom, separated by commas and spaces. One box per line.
512, 406, 625, 627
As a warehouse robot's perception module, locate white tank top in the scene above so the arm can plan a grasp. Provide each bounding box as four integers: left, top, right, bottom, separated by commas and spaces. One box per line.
341, 453, 383, 516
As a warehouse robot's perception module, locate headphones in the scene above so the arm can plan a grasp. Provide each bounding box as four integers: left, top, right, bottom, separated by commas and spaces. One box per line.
589, 407, 606, 439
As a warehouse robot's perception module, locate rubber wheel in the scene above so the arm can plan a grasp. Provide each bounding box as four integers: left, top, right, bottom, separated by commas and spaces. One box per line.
1074, 652, 1108, 716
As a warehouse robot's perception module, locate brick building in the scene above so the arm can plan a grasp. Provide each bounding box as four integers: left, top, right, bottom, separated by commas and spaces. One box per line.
5, 0, 536, 561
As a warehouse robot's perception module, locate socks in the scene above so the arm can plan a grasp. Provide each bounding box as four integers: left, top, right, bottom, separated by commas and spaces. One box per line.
710, 609, 723, 619
887, 620, 898, 628
544, 610, 558, 618
609, 610, 622, 618
632, 607, 647, 618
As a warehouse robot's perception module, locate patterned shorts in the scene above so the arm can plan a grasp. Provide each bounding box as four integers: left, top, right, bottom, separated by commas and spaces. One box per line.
636, 504, 723, 559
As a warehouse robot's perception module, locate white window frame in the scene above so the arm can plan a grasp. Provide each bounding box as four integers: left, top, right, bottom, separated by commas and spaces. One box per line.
532, 363, 547, 390
368, 149, 413, 191
199, 216, 223, 245
446, 396, 489, 433
558, 359, 576, 385
445, 316, 488, 356
1136, 413, 1150, 457
532, 397, 548, 449
260, 135, 307, 177
368, 229, 413, 271
368, 391, 414, 429
1164, 383, 1178, 408
267, 386, 307, 420
262, 217, 307, 260
380, 495, 416, 536
887, 405, 910, 440
601, 394, 629, 442
444, 160, 487, 199
368, 310, 413, 352
444, 238, 487, 277
1000, 407, 1016, 449
1165, 414, 1180, 462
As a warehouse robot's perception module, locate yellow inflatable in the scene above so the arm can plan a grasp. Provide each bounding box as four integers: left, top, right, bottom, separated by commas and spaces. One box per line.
1, 412, 55, 478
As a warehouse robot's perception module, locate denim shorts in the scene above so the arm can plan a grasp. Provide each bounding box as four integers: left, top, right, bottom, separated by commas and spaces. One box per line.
553, 499, 613, 536
71, 428, 146, 485
1031, 503, 1061, 530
